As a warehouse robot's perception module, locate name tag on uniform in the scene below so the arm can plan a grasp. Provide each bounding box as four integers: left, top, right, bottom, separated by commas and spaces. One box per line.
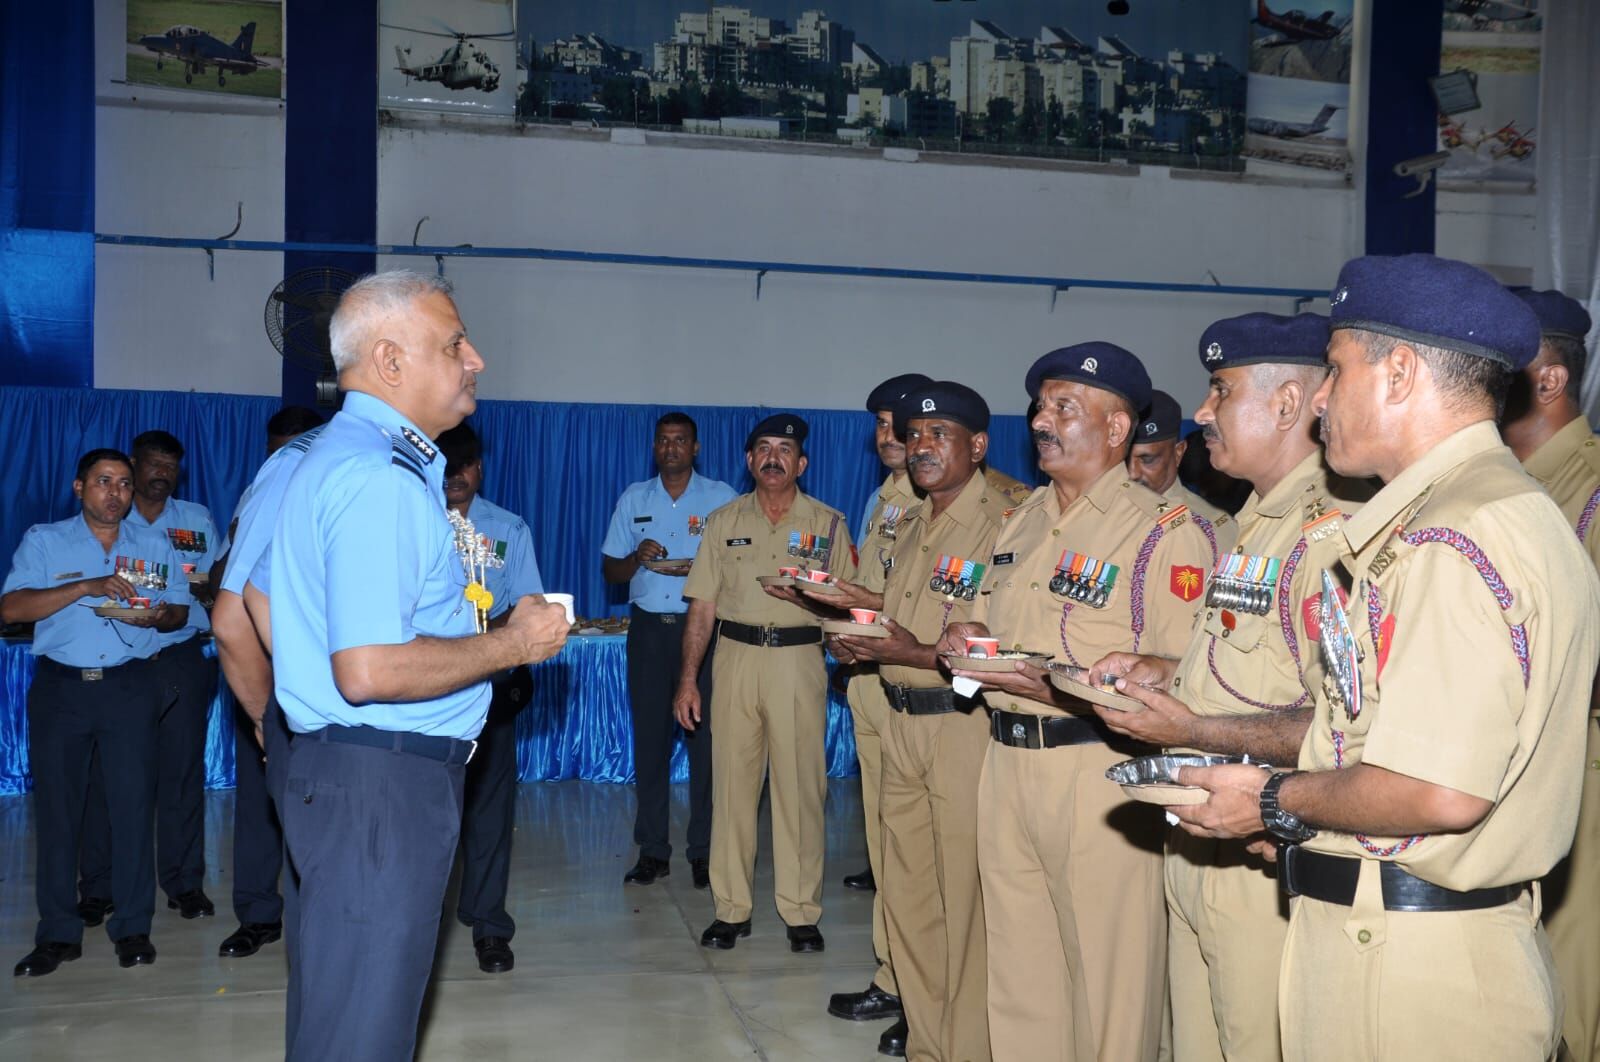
634, 515, 653, 524
991, 552, 1016, 566
53, 571, 84, 580
727, 538, 752, 547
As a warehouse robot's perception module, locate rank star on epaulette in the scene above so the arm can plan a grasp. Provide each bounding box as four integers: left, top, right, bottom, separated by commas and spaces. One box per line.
400, 426, 438, 461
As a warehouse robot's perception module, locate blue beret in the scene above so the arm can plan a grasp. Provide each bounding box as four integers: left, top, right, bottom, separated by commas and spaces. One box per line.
1025, 342, 1152, 414
1329, 254, 1540, 369
1512, 288, 1592, 343
1135, 390, 1183, 443
894, 380, 991, 436
866, 373, 933, 414
746, 413, 808, 451
1199, 312, 1330, 370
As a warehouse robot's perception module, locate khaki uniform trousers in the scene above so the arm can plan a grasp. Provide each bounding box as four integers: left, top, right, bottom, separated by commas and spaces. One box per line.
1549, 718, 1600, 1062
709, 640, 828, 925
979, 739, 1166, 1062
847, 672, 898, 995
881, 704, 991, 1062
1280, 868, 1560, 1061
1165, 830, 1287, 1062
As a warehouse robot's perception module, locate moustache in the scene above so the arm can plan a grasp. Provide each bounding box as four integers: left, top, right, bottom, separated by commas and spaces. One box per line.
1318, 415, 1331, 442
760, 462, 785, 474
1201, 427, 1220, 443
907, 453, 938, 470
1032, 430, 1060, 448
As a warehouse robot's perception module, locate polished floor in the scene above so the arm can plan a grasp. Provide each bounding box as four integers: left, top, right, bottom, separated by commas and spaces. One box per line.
0, 778, 894, 1060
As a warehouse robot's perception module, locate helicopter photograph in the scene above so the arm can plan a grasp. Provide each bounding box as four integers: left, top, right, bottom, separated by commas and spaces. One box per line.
125, 0, 283, 98
380, 0, 517, 114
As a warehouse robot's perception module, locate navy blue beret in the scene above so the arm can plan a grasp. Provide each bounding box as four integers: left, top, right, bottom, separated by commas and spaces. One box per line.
746, 413, 808, 451
895, 380, 991, 435
1135, 390, 1183, 444
866, 373, 933, 414
1199, 312, 1330, 370
1329, 254, 1540, 369
1025, 342, 1152, 414
1512, 288, 1592, 343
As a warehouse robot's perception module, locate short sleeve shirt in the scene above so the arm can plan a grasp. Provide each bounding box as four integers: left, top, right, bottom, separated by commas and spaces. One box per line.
1299, 422, 1600, 889
975, 466, 1213, 717
125, 496, 221, 645
879, 471, 1007, 690
466, 495, 544, 619
3, 515, 192, 667
682, 491, 855, 626
268, 391, 488, 740
219, 426, 326, 598
601, 472, 738, 614
1165, 482, 1237, 564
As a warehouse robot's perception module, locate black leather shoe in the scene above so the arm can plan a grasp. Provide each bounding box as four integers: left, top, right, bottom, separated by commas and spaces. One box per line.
14, 941, 82, 977
218, 922, 282, 958
624, 855, 670, 886
474, 936, 515, 974
828, 984, 903, 1021
690, 858, 710, 890
167, 889, 215, 919
842, 868, 876, 891
114, 934, 156, 968
78, 897, 115, 927
878, 1017, 908, 1057
699, 919, 751, 949
786, 924, 825, 953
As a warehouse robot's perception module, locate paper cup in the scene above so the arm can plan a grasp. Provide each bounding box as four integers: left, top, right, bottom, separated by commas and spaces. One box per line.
804, 570, 833, 584
963, 636, 1000, 658
777, 566, 801, 578
544, 593, 576, 625
181, 562, 196, 574
849, 608, 879, 625
127, 597, 151, 609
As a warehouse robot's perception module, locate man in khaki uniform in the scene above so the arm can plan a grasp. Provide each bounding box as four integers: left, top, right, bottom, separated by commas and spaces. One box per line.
1501, 287, 1600, 1062
942, 342, 1214, 1062
1128, 389, 1237, 562
1167, 255, 1600, 1061
1093, 313, 1370, 1062
829, 381, 1006, 1061
675, 413, 854, 952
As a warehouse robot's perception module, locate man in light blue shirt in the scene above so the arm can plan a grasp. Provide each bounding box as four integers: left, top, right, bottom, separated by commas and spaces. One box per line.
81, 430, 224, 922
3, 449, 191, 976
603, 412, 737, 889
264, 271, 569, 1061
438, 421, 545, 974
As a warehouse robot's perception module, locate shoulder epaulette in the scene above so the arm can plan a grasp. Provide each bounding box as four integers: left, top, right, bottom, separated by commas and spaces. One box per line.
399, 426, 438, 462
283, 424, 326, 454
390, 439, 428, 484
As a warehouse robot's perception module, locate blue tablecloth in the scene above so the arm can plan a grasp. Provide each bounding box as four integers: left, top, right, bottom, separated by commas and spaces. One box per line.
0, 635, 859, 795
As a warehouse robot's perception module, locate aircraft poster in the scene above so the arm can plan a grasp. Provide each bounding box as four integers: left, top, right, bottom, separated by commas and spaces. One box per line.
1242, 0, 1352, 172
1437, 0, 1540, 183
125, 0, 283, 98
380, 0, 518, 115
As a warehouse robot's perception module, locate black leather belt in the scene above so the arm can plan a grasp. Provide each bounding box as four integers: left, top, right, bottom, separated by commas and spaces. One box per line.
631, 605, 680, 625
718, 620, 822, 648
36, 654, 156, 682
882, 681, 958, 715
989, 708, 1108, 749
310, 724, 476, 765
1279, 844, 1529, 912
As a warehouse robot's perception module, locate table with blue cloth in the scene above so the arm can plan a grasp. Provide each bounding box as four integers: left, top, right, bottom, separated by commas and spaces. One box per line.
0, 634, 860, 795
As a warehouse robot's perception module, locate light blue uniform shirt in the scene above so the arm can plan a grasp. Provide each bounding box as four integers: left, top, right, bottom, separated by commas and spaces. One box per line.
219, 425, 326, 598
464, 495, 543, 619
3, 514, 192, 667
601, 472, 737, 614
124, 496, 222, 646
268, 392, 488, 740
856, 487, 881, 551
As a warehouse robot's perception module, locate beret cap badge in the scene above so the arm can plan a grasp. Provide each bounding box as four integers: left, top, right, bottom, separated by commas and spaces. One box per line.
1205, 341, 1223, 363
1081, 357, 1099, 374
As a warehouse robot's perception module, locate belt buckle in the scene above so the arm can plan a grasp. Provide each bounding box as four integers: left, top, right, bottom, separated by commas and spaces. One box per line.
761, 626, 779, 648
82, 668, 103, 682
1279, 843, 1302, 898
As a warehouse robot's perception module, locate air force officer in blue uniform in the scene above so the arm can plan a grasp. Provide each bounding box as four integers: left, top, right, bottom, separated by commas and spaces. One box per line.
265, 271, 570, 1061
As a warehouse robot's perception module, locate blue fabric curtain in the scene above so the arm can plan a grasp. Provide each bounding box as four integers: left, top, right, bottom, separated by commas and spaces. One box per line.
0, 2, 95, 388
0, 387, 1044, 619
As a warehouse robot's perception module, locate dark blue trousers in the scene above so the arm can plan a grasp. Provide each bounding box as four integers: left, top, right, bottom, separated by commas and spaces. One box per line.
28, 657, 162, 944
231, 698, 293, 925
81, 634, 215, 901
455, 666, 532, 941
627, 608, 713, 862
281, 735, 463, 1062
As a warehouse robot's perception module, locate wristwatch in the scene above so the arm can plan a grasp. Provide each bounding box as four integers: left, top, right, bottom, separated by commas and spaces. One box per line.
1259, 770, 1317, 843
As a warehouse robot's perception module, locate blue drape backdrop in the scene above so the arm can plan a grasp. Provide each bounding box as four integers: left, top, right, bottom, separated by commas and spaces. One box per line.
0, 386, 1044, 619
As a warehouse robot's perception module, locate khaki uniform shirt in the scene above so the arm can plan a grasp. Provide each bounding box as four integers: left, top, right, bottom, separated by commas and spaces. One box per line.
683, 491, 855, 625
1524, 413, 1600, 574
860, 473, 920, 594
879, 472, 1008, 691
984, 466, 1037, 507
976, 465, 1213, 717
1171, 450, 1368, 723
1165, 481, 1238, 563
1299, 422, 1600, 890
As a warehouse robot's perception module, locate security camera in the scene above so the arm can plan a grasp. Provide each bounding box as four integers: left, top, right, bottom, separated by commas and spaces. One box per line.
1393, 150, 1452, 198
